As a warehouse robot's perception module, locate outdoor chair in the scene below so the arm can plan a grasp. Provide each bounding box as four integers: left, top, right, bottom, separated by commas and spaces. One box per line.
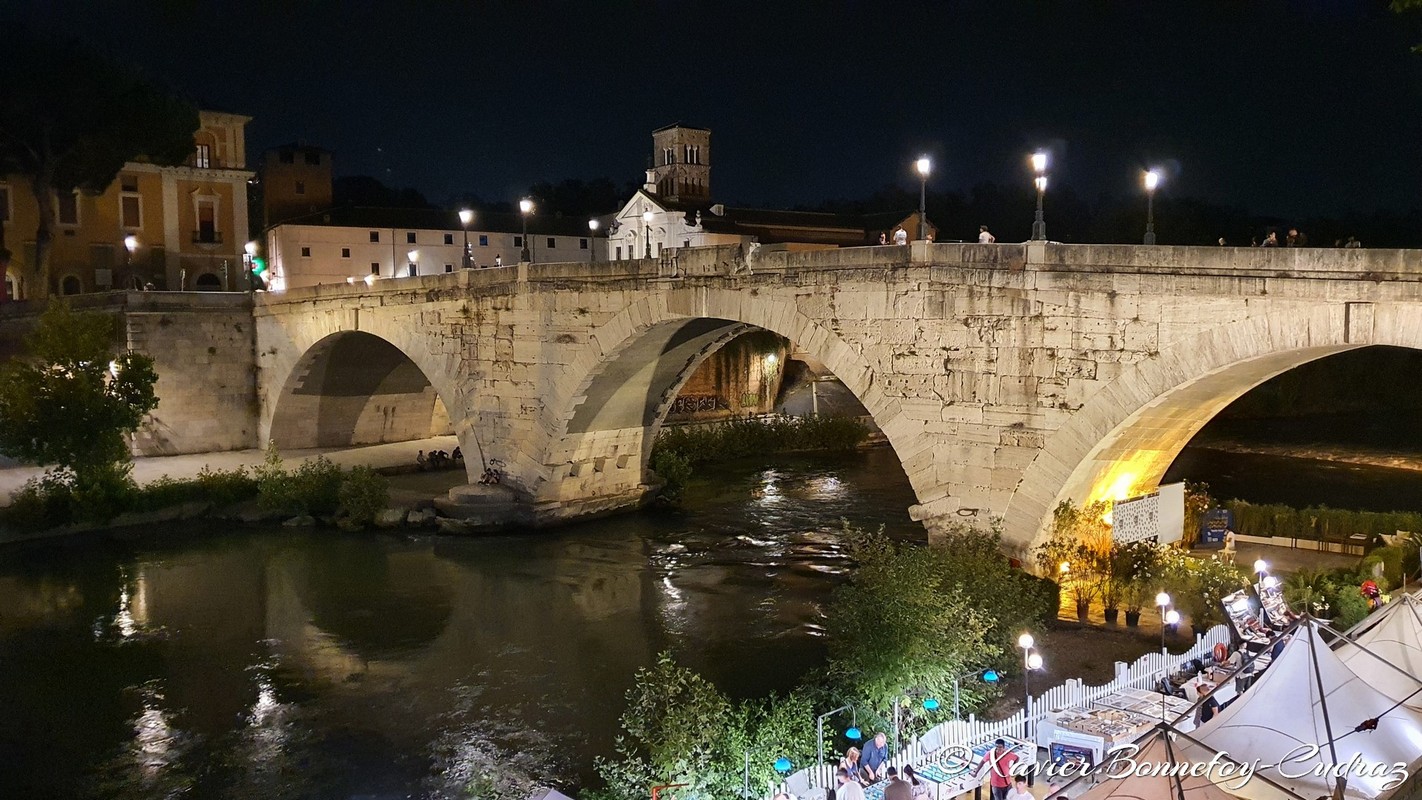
917, 725, 944, 759
784, 767, 827, 800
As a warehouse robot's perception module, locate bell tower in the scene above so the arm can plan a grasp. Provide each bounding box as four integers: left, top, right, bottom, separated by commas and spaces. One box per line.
649, 124, 710, 202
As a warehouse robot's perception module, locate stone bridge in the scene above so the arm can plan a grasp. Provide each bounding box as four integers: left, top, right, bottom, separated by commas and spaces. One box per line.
242, 242, 1422, 555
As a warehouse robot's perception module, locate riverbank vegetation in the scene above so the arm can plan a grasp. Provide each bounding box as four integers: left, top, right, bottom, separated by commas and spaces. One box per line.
585, 523, 1057, 800
1, 445, 390, 534
649, 414, 871, 499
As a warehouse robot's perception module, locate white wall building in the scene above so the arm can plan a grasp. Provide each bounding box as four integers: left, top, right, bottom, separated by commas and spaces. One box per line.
266, 207, 605, 290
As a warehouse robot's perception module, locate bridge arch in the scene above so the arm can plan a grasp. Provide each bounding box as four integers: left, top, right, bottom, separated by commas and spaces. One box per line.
261, 315, 478, 480
529, 289, 928, 519
1002, 303, 1418, 555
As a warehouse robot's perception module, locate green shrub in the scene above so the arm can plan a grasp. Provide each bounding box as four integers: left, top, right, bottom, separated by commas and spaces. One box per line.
3, 472, 79, 531
1225, 499, 1422, 543
1362, 545, 1405, 588
256, 444, 344, 516
1332, 584, 1372, 630
648, 449, 692, 500
337, 467, 388, 528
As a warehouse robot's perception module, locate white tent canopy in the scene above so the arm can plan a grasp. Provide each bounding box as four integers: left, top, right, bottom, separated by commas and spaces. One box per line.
1335, 594, 1422, 714
1190, 621, 1422, 800
1077, 729, 1254, 800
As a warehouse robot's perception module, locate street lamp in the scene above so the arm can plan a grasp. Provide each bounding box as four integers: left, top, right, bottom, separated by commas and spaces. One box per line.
914, 156, 931, 241
952, 667, 1001, 720
1156, 592, 1173, 652
518, 198, 534, 262
459, 208, 474, 269
642, 209, 654, 259
892, 693, 942, 754
588, 218, 600, 264
1019, 633, 1043, 741
406, 249, 419, 277
1254, 559, 1269, 578
1030, 151, 1048, 241
123, 235, 140, 290
1143, 170, 1161, 245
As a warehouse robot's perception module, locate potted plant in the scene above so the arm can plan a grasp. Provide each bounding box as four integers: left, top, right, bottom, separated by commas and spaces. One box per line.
1037, 501, 1110, 622
1118, 541, 1163, 627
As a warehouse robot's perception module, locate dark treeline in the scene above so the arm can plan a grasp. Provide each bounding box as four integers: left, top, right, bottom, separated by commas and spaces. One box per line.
804, 182, 1422, 249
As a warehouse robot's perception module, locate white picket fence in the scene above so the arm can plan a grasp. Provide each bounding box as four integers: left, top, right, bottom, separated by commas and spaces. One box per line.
775, 623, 1233, 798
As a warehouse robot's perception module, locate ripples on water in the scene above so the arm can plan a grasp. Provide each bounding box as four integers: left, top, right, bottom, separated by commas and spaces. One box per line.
0, 449, 922, 799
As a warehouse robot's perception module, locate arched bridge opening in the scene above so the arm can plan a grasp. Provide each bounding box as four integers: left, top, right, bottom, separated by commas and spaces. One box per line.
270, 331, 454, 450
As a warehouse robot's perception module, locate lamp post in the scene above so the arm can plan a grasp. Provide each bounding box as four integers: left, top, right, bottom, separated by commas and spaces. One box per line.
1019, 633, 1043, 742
642, 209, 654, 259
915, 156, 931, 241
815, 704, 860, 767
588, 218, 600, 264
1142, 170, 1161, 245
406, 249, 419, 277
1156, 591, 1173, 652
892, 694, 941, 754
1030, 151, 1048, 241
124, 235, 140, 290
459, 209, 473, 269
952, 668, 1000, 720
518, 198, 533, 262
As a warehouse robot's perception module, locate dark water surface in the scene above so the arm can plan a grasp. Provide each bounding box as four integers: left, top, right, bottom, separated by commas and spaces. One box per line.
0, 449, 923, 800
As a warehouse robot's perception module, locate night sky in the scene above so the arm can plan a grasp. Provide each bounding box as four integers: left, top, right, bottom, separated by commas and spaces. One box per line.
13, 0, 1422, 217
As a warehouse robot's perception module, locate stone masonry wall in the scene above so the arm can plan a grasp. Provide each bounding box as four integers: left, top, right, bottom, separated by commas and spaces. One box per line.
254, 242, 1422, 553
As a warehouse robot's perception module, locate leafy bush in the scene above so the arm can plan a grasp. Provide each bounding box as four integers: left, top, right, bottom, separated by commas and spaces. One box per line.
648, 448, 692, 500
337, 466, 388, 528
1360, 545, 1404, 588
827, 527, 997, 733
4, 472, 80, 531
649, 414, 871, 497
256, 444, 342, 516
136, 466, 257, 512
1332, 585, 1372, 630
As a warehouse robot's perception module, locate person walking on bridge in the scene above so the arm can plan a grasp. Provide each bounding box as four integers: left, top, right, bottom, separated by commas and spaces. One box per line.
978, 225, 996, 243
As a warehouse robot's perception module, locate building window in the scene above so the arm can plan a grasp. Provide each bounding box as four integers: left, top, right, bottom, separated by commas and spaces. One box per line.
580, 238, 589, 250
195, 143, 211, 169
444, 264, 453, 273
406, 232, 416, 244
121, 195, 142, 229
478, 235, 488, 246
195, 198, 217, 243
279, 151, 295, 164
407, 263, 416, 277
295, 181, 306, 195
663, 147, 674, 165
300, 247, 311, 257
371, 263, 380, 275
369, 230, 380, 243
441, 233, 452, 245
61, 275, 82, 295
546, 237, 555, 248
513, 235, 523, 247
615, 245, 622, 260
684, 240, 691, 248
120, 174, 138, 192
56, 192, 79, 225
341, 247, 351, 258
304, 151, 321, 165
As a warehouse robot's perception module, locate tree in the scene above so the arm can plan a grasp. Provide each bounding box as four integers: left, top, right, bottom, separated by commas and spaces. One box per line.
0, 32, 198, 297
0, 301, 158, 485
1397, 0, 1422, 51
826, 529, 996, 732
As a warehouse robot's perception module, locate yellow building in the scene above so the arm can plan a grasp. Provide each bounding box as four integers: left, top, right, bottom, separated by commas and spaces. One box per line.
1, 110, 254, 299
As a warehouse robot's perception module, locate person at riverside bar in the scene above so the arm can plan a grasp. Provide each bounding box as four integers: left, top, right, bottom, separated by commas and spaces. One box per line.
979, 739, 1019, 800
861, 732, 890, 782
837, 768, 867, 800
884, 767, 913, 800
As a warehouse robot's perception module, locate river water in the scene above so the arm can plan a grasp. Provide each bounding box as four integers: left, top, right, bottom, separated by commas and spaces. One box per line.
0, 449, 923, 799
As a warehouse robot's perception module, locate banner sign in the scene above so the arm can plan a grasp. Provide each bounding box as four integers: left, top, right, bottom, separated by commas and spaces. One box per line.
1198, 508, 1233, 548
1111, 482, 1185, 544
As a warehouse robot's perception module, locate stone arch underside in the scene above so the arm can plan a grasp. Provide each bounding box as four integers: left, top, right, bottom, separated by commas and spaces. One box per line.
1002, 303, 1422, 555
269, 331, 454, 452
527, 289, 922, 521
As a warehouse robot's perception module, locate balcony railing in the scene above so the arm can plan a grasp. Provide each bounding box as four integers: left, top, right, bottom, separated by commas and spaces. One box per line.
191, 230, 223, 244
